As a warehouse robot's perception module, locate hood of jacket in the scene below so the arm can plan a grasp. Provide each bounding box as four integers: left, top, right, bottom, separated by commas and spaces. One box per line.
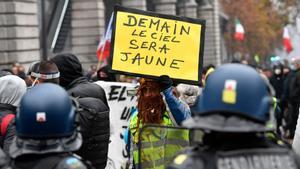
50, 54, 83, 88
0, 75, 26, 107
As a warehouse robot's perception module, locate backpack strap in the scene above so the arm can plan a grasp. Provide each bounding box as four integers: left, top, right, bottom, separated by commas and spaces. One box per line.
1, 114, 15, 137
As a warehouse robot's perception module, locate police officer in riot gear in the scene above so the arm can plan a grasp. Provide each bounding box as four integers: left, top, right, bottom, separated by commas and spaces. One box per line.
9, 83, 92, 169
168, 64, 300, 169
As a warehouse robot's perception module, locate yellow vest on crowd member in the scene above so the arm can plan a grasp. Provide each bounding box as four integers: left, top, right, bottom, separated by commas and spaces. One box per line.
266, 97, 278, 130
129, 111, 189, 169
266, 97, 285, 145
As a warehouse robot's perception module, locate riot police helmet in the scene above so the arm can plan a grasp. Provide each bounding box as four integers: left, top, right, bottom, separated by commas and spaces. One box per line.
184, 64, 273, 132
10, 83, 82, 158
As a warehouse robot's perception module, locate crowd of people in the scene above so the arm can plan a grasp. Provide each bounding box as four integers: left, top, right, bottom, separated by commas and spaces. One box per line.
0, 54, 300, 169
0, 54, 109, 169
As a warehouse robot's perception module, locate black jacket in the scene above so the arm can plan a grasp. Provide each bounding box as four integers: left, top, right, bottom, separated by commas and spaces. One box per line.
67, 77, 108, 107
51, 54, 110, 169
75, 97, 109, 169
289, 69, 300, 103
68, 78, 110, 169
269, 74, 285, 100
0, 103, 16, 154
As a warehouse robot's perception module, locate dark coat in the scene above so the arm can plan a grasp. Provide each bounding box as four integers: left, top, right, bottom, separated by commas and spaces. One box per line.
269, 74, 285, 100
67, 77, 108, 107
284, 69, 300, 138
51, 54, 110, 169
67, 78, 110, 169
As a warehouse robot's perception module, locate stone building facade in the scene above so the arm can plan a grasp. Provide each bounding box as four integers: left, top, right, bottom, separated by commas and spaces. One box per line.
0, 0, 226, 69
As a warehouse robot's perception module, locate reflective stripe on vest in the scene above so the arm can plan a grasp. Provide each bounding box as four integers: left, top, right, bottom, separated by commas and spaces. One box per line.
273, 97, 277, 112
266, 97, 277, 129
129, 111, 189, 169
134, 156, 174, 169
132, 139, 189, 150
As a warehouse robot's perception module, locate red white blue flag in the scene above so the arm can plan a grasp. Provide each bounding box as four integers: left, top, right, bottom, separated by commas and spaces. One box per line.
283, 26, 293, 53
97, 13, 114, 61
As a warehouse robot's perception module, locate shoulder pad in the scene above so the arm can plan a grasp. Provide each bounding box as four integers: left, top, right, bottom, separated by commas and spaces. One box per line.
55, 157, 88, 169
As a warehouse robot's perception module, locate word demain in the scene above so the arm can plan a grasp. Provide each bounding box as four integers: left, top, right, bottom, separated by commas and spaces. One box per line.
123, 15, 191, 36
120, 52, 184, 69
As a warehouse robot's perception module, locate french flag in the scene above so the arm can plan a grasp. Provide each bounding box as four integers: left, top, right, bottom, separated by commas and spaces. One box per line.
97, 13, 114, 61
283, 26, 293, 53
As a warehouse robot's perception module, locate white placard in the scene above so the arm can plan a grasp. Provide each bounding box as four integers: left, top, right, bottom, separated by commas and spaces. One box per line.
95, 81, 137, 169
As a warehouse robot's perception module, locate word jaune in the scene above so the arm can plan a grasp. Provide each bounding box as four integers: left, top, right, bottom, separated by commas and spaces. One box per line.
120, 52, 184, 69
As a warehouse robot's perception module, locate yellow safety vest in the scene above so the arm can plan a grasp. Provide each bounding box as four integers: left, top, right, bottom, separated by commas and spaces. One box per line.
129, 111, 189, 169
266, 97, 278, 129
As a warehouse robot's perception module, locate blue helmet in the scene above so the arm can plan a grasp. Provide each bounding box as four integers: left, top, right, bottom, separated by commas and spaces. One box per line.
10, 83, 81, 158
184, 64, 272, 132
17, 83, 75, 138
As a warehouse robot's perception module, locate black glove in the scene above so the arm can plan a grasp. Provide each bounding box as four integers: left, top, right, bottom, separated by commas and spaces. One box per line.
158, 75, 173, 91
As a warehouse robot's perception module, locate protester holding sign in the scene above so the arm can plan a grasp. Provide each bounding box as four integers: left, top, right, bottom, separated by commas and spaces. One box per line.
110, 6, 205, 85
127, 76, 191, 169
108, 6, 203, 169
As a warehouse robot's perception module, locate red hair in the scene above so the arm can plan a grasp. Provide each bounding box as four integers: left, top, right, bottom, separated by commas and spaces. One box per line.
136, 79, 166, 129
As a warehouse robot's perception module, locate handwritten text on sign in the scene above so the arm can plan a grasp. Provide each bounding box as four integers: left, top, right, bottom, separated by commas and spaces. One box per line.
112, 10, 203, 82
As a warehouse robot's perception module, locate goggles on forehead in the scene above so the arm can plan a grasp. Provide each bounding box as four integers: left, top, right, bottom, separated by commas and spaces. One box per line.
31, 72, 60, 80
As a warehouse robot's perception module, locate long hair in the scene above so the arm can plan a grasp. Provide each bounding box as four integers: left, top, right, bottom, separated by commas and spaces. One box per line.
136, 79, 166, 129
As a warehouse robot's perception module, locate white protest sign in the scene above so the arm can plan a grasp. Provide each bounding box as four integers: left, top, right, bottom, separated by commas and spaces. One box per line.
95, 81, 137, 169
